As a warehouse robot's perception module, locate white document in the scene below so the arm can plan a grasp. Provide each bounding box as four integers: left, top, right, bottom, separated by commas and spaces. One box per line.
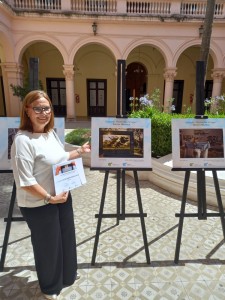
52, 158, 86, 194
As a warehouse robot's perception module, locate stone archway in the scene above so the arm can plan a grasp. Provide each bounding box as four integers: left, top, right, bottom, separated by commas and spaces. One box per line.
20, 41, 65, 116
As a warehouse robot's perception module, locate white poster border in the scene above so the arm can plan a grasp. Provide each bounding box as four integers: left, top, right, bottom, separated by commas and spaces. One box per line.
172, 118, 225, 169
91, 117, 151, 169
0, 117, 65, 171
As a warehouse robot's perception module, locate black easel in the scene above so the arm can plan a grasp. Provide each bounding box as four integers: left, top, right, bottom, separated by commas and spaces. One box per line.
91, 60, 151, 265
91, 168, 151, 265
173, 168, 225, 263
0, 172, 24, 272
174, 61, 225, 263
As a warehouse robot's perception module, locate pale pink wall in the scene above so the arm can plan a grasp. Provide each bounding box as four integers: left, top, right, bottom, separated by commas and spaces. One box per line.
0, 1, 225, 117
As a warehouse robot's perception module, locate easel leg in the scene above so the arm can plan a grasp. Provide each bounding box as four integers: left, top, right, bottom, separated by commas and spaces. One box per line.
0, 181, 16, 271
212, 170, 225, 240
91, 171, 109, 266
121, 169, 125, 220
133, 171, 150, 264
174, 171, 190, 264
116, 170, 121, 223
197, 170, 207, 219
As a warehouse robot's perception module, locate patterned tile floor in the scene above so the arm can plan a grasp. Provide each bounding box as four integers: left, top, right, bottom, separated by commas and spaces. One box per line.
1, 166, 225, 300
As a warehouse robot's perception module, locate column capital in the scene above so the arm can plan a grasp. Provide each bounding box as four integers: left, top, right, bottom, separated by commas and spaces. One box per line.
0, 62, 24, 116
0, 62, 24, 76
63, 64, 74, 80
211, 68, 225, 82
163, 68, 177, 81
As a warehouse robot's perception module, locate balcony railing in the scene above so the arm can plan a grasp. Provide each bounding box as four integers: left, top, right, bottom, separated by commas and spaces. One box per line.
127, 1, 171, 14
71, 0, 117, 12
13, 0, 61, 10
3, 0, 225, 18
181, 1, 224, 16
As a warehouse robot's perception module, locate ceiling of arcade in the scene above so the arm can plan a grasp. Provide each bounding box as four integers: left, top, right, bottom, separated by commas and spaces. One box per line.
18, 41, 213, 80
21, 42, 64, 75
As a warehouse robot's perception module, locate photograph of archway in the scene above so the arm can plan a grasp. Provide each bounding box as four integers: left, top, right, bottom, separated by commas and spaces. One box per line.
172, 118, 225, 169
180, 128, 224, 159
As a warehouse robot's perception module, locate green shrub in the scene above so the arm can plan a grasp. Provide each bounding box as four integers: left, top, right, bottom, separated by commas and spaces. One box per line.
129, 89, 225, 157
129, 110, 225, 158
10, 77, 43, 101
150, 113, 193, 157
65, 128, 91, 146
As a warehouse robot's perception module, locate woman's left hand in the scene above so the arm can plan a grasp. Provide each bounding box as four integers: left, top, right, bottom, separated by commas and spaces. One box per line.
69, 141, 91, 160
50, 191, 69, 204
81, 141, 91, 153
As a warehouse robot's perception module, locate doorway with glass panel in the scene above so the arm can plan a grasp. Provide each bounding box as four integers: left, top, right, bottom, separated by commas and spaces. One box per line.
46, 78, 66, 116
87, 79, 106, 117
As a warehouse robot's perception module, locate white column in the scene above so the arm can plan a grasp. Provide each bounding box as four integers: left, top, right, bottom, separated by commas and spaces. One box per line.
163, 68, 177, 112
63, 64, 75, 120
211, 69, 225, 97
0, 62, 24, 116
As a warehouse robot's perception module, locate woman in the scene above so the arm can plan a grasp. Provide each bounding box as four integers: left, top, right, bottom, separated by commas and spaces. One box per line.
10, 90, 90, 300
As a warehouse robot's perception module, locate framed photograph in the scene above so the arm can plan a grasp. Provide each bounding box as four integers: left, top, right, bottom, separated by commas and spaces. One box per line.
172, 118, 225, 169
91, 117, 151, 169
0, 117, 65, 170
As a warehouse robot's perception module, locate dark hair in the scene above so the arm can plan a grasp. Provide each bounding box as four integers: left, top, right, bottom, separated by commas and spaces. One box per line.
19, 90, 54, 133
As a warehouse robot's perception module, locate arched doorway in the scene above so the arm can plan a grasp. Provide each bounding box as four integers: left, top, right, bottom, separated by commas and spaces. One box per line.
126, 62, 147, 113
74, 43, 117, 117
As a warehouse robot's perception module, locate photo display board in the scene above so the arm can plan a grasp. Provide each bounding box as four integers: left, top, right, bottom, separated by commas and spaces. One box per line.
91, 117, 151, 169
0, 117, 65, 170
172, 118, 225, 169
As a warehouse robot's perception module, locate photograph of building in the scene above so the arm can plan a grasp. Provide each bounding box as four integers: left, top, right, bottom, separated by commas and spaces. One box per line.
0, 0, 225, 120
2, 2, 225, 299
180, 128, 223, 158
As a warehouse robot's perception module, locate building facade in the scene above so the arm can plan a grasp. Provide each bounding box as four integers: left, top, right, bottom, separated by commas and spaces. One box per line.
0, 0, 225, 119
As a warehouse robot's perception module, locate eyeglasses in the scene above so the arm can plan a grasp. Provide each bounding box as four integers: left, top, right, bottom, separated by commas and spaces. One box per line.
31, 106, 52, 114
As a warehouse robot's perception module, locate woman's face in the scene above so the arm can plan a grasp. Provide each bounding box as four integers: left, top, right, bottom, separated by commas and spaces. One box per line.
26, 97, 52, 133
